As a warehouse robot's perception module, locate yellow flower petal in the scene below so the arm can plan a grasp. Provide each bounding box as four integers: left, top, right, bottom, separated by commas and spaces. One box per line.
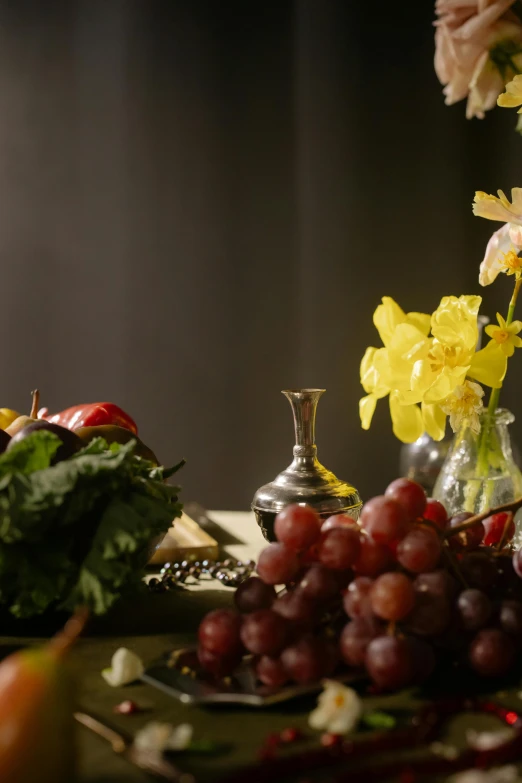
473, 188, 522, 224
467, 341, 507, 388
359, 394, 378, 430
512, 334, 522, 347
500, 341, 515, 357
422, 402, 446, 442
389, 394, 423, 444
373, 297, 405, 347
497, 74, 522, 107
404, 312, 431, 336
423, 365, 469, 404
510, 320, 522, 334
431, 295, 481, 350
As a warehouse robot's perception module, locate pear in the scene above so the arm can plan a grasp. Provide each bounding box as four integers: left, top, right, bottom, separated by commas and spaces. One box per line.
0, 409, 19, 430
0, 609, 88, 783
5, 390, 40, 437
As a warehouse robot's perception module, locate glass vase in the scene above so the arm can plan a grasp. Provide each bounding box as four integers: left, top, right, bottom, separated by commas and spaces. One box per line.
432, 408, 522, 518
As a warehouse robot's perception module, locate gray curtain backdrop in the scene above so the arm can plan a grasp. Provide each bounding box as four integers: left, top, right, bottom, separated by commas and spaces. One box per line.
0, 0, 521, 509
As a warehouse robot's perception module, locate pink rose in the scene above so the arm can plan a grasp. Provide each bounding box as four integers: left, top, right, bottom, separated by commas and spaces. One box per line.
435, 0, 522, 118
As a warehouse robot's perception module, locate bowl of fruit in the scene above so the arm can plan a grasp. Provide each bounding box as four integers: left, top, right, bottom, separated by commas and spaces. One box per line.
0, 390, 184, 625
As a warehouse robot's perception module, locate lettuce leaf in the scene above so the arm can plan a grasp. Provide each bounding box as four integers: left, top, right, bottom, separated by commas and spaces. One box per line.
0, 431, 184, 617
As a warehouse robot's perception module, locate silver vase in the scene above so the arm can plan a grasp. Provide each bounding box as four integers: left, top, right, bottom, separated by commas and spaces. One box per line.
252, 389, 362, 541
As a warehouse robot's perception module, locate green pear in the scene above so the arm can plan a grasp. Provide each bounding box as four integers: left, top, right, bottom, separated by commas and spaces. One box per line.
5, 390, 40, 436
0, 610, 87, 783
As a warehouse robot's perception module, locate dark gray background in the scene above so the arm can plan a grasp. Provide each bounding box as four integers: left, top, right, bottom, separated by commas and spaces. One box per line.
0, 0, 521, 509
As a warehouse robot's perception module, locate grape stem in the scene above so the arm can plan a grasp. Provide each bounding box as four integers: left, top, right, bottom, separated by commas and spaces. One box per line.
443, 496, 522, 539
497, 513, 515, 551
442, 543, 469, 589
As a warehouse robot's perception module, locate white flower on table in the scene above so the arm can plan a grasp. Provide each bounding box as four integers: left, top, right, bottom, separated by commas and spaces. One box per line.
466, 727, 516, 750
308, 680, 362, 735
134, 722, 193, 753
102, 647, 145, 687
449, 765, 520, 783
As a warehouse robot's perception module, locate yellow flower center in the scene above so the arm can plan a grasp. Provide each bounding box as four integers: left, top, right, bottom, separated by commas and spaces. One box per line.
334, 694, 345, 708
427, 343, 461, 372
493, 329, 509, 344
500, 250, 522, 275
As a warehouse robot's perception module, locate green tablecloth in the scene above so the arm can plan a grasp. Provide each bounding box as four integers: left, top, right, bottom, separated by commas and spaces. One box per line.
3, 587, 522, 783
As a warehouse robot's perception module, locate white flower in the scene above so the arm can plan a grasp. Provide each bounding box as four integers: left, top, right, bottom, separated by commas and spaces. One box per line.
479, 224, 522, 286
466, 727, 516, 750
440, 380, 485, 435
102, 648, 144, 687
134, 722, 193, 753
308, 680, 362, 735
449, 765, 520, 783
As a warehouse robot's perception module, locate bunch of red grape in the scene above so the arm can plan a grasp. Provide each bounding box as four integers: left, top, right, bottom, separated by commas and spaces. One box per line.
197, 478, 522, 691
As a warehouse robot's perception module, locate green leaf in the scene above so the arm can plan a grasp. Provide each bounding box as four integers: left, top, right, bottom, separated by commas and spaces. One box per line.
0, 430, 61, 477
362, 711, 397, 729
0, 432, 184, 617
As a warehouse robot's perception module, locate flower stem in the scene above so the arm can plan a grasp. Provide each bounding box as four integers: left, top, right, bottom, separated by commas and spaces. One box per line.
476, 277, 522, 477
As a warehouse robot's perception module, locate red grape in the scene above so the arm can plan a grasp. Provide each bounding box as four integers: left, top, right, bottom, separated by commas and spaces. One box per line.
274, 504, 322, 551
240, 609, 288, 656
513, 548, 522, 578
396, 527, 441, 573
321, 514, 359, 533
461, 552, 497, 589
298, 564, 350, 602
256, 656, 288, 687
317, 527, 361, 570
343, 576, 373, 619
339, 617, 381, 667
370, 572, 415, 621
482, 512, 515, 547
360, 496, 409, 544
405, 591, 451, 637
414, 569, 459, 601
469, 629, 515, 677
353, 536, 394, 577
365, 636, 414, 690
499, 600, 522, 637
448, 512, 484, 551
384, 478, 426, 522
234, 577, 276, 613
257, 543, 300, 585
197, 645, 241, 678
281, 636, 339, 683
198, 609, 243, 657
423, 499, 448, 531
272, 591, 318, 633
457, 589, 492, 631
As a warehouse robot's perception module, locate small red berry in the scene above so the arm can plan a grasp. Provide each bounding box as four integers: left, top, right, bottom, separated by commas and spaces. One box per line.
320, 732, 342, 748
280, 727, 302, 744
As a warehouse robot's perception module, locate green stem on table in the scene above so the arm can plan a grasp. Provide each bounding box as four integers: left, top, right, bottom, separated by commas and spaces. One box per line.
476, 277, 522, 478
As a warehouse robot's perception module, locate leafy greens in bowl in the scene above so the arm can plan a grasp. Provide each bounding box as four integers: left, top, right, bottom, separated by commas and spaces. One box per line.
0, 430, 183, 618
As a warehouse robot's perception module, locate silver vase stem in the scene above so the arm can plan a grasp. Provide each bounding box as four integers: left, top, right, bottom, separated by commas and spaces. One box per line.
282, 389, 325, 463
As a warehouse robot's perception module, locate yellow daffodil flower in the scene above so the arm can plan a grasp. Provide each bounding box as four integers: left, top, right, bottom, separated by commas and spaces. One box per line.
405, 295, 503, 402
499, 249, 522, 278
359, 297, 431, 442
440, 380, 485, 436
497, 74, 522, 112
485, 313, 522, 357
360, 295, 508, 444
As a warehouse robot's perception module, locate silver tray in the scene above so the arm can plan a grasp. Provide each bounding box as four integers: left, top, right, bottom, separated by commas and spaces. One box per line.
142, 648, 363, 707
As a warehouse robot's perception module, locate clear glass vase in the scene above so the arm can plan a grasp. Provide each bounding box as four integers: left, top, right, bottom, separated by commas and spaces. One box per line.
433, 408, 522, 518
